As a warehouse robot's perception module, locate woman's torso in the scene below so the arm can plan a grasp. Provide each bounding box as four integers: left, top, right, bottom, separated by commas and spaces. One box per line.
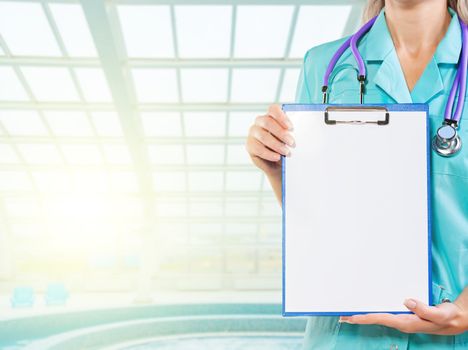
295, 8, 468, 350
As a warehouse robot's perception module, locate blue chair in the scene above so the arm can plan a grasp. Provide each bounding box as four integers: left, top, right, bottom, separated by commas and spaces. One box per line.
124, 255, 140, 269
10, 286, 35, 308
45, 283, 69, 306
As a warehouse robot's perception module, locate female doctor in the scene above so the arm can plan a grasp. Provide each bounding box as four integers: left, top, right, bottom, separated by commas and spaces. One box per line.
246, 0, 468, 348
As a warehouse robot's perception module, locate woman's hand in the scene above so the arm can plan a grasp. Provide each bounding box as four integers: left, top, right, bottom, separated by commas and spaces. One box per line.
339, 290, 468, 335
245, 104, 295, 177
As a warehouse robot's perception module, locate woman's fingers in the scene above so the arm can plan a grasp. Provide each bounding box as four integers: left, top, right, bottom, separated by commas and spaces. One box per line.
245, 104, 294, 166
404, 299, 450, 323
339, 313, 438, 334
249, 125, 291, 157
246, 137, 281, 162
255, 115, 295, 147
268, 104, 294, 130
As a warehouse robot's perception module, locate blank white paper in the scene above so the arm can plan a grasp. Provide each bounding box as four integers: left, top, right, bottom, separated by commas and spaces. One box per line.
283, 107, 430, 315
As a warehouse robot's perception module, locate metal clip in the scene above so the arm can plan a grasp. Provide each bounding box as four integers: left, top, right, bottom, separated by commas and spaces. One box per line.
358, 75, 366, 104
322, 85, 328, 104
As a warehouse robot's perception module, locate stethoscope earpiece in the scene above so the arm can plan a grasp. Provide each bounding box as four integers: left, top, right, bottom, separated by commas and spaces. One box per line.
432, 124, 462, 157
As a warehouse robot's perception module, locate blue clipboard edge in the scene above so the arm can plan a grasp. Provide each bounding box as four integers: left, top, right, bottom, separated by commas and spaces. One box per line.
281, 103, 433, 317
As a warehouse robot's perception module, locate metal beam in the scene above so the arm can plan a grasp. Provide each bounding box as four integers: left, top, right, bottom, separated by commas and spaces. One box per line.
0, 57, 303, 68
110, 0, 363, 5
11, 0, 361, 3
0, 136, 247, 144
0, 101, 269, 111
0, 164, 259, 172
0, 57, 99, 66
80, 1, 153, 198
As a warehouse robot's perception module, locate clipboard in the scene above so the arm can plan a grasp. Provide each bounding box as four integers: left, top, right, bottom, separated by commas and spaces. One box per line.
282, 104, 432, 316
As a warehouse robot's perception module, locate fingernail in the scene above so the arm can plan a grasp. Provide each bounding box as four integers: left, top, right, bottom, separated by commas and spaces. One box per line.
285, 119, 293, 130
339, 318, 353, 324
404, 299, 417, 309
284, 135, 295, 147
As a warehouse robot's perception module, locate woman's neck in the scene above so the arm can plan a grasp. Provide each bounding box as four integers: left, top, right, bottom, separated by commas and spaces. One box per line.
385, 0, 451, 56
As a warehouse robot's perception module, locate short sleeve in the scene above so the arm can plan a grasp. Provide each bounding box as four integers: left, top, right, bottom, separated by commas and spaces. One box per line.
295, 52, 311, 103
294, 49, 317, 103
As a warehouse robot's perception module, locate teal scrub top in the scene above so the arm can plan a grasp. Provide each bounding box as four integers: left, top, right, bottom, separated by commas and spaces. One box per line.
294, 7, 468, 350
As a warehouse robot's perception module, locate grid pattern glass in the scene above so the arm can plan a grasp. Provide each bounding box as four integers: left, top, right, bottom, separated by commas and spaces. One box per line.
0, 0, 360, 291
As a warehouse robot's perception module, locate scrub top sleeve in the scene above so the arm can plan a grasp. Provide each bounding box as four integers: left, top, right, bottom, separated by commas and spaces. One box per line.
294, 49, 314, 103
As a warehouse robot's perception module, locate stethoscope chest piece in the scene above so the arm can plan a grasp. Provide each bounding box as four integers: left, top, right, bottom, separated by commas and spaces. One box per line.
432, 124, 462, 157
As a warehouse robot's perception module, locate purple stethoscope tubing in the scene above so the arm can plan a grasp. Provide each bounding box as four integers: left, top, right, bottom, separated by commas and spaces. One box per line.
444, 17, 467, 124
322, 14, 468, 128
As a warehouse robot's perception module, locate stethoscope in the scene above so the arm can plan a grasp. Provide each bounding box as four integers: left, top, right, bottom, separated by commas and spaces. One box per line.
321, 13, 467, 157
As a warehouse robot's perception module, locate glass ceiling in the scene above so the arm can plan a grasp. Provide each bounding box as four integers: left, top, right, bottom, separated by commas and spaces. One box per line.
0, 0, 361, 290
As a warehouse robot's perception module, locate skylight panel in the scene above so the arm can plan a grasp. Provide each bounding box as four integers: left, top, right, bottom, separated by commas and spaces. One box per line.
225, 248, 255, 273
189, 223, 223, 245
10, 223, 41, 238
72, 170, 109, 193
113, 197, 144, 219
225, 223, 257, 244
225, 198, 259, 216
180, 69, 228, 103
91, 111, 123, 137
225, 171, 262, 191
184, 112, 226, 137
74, 68, 112, 102
156, 223, 188, 244
156, 200, 187, 217
175, 5, 231, 58
44, 111, 94, 137
0, 171, 32, 191
258, 248, 281, 273
102, 144, 132, 164
231, 69, 280, 102
0, 67, 28, 101
280, 68, 301, 103
261, 199, 282, 217
4, 197, 41, 218
188, 171, 223, 192
234, 5, 294, 58
188, 199, 223, 217
49, 4, 97, 57
259, 222, 281, 243
289, 5, 352, 58
141, 112, 182, 137
117, 5, 174, 58
0, 110, 48, 136
109, 171, 139, 193
228, 111, 258, 137
17, 143, 62, 164
61, 144, 102, 165
0, 2, 61, 56
0, 144, 20, 163
148, 144, 184, 165
186, 145, 224, 165
32, 171, 71, 193
226, 144, 251, 165
153, 171, 186, 192
190, 249, 223, 273
131, 68, 178, 103
21, 67, 79, 101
